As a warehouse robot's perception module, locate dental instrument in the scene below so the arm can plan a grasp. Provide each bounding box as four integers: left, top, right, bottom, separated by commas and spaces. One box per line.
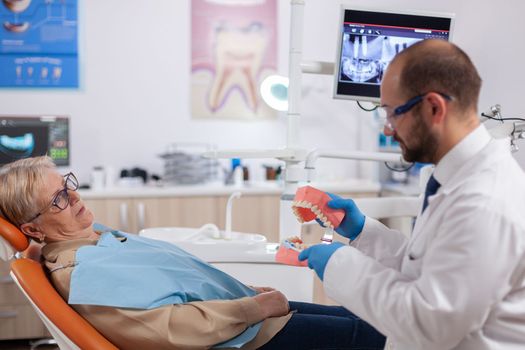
321, 228, 334, 244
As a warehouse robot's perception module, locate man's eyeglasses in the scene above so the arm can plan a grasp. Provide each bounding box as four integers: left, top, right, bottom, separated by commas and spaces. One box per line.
28, 172, 79, 222
380, 92, 452, 131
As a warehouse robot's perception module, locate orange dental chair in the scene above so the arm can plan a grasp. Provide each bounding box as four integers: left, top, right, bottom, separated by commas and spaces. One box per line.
0, 217, 117, 350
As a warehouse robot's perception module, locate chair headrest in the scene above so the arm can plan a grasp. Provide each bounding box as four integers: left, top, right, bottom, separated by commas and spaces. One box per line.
0, 217, 30, 261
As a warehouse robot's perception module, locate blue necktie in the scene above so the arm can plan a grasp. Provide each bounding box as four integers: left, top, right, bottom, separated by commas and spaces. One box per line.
422, 175, 441, 213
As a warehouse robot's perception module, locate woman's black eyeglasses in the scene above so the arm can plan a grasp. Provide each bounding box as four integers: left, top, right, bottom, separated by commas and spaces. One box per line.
28, 172, 79, 222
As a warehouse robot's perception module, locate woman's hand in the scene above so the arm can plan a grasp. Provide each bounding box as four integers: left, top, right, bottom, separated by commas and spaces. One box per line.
249, 285, 276, 294
253, 290, 290, 318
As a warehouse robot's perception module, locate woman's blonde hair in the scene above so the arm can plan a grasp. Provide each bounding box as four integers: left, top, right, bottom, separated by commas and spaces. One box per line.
0, 156, 56, 227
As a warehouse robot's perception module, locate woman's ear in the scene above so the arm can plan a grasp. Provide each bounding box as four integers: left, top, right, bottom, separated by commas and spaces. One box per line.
20, 222, 43, 241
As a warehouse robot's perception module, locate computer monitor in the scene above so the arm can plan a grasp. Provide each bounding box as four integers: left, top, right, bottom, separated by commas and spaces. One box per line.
333, 7, 454, 102
0, 116, 70, 166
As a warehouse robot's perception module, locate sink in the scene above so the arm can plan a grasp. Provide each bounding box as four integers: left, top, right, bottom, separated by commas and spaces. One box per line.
138, 226, 269, 262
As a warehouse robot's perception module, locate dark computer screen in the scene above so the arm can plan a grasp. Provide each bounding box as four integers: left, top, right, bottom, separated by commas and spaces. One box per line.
333, 7, 454, 102
0, 116, 70, 166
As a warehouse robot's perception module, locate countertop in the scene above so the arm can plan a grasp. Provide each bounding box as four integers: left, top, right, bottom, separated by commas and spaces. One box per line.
78, 179, 382, 199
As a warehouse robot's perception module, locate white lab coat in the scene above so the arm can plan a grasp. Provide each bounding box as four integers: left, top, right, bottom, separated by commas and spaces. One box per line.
323, 125, 525, 350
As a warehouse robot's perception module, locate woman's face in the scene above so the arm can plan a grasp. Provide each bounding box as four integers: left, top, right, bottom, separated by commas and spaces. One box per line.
26, 169, 95, 242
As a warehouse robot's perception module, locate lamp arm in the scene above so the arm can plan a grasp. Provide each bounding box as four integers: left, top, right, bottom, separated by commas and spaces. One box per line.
305, 149, 406, 169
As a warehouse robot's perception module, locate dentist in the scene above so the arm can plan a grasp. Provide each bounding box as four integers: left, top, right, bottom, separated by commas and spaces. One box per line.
300, 39, 525, 350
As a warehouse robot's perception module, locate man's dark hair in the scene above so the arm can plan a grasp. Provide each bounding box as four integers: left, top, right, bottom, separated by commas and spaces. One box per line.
394, 39, 482, 112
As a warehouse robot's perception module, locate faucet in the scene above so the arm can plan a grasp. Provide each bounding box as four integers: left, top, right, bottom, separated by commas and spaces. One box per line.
224, 191, 242, 240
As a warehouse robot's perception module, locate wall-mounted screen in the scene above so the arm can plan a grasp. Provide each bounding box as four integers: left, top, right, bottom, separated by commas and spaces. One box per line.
333, 7, 454, 102
0, 116, 70, 166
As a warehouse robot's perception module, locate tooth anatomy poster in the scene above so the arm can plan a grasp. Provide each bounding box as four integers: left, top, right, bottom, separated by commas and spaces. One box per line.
191, 0, 277, 120
0, 0, 78, 88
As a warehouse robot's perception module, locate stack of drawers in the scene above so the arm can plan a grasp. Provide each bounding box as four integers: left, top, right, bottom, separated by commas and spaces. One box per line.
0, 260, 49, 340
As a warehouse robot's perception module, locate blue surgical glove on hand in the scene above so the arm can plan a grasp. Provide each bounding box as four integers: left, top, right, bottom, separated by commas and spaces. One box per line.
327, 192, 365, 241
298, 242, 345, 280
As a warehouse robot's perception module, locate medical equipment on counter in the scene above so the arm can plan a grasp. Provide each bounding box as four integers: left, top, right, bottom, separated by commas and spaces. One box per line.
90, 166, 105, 189
160, 142, 219, 185
232, 163, 244, 187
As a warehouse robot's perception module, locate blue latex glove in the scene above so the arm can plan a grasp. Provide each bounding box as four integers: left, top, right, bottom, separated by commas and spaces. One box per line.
327, 192, 365, 240
298, 242, 345, 280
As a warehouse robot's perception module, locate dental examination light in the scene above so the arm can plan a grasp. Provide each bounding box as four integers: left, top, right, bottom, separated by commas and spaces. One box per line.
260, 75, 289, 111
260, 61, 334, 112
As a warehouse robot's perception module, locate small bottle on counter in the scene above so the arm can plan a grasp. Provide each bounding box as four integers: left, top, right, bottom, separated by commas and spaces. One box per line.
90, 166, 105, 190
233, 165, 244, 187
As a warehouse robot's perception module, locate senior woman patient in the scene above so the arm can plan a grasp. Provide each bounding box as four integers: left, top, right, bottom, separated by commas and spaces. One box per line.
0, 156, 385, 350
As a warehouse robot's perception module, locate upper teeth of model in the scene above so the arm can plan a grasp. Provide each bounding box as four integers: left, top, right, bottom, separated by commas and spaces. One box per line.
292, 201, 334, 228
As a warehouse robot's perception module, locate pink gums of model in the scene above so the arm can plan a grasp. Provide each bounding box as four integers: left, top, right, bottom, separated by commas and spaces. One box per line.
291, 186, 344, 229
275, 237, 308, 267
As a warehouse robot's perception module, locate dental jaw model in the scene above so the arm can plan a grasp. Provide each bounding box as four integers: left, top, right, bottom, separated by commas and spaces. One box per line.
292, 186, 344, 242
275, 186, 345, 266
275, 236, 308, 267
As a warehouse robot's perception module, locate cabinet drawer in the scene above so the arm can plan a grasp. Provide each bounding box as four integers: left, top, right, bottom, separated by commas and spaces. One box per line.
0, 277, 29, 306
0, 305, 47, 340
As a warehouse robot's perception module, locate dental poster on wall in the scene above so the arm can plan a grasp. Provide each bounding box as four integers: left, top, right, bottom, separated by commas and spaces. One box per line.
191, 0, 277, 120
0, 0, 78, 88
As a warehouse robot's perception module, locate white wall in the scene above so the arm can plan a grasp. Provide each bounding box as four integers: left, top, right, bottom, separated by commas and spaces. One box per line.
0, 0, 523, 183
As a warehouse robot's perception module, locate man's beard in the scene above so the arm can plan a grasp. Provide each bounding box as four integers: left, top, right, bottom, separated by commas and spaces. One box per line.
394, 112, 439, 164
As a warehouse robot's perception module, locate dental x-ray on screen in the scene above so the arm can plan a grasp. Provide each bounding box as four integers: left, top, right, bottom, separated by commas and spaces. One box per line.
0, 116, 70, 166
333, 7, 454, 102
